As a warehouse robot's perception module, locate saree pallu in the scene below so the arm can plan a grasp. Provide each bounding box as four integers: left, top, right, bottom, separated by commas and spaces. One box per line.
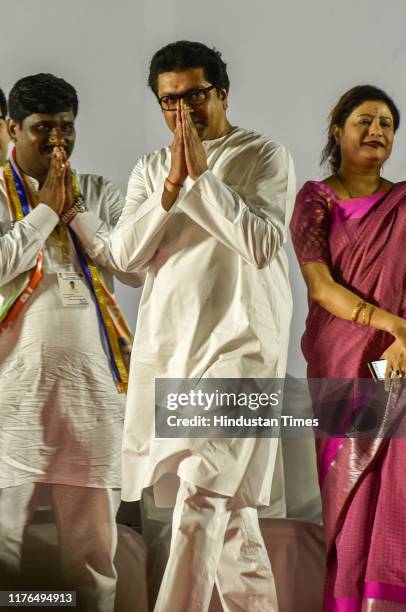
291, 181, 406, 611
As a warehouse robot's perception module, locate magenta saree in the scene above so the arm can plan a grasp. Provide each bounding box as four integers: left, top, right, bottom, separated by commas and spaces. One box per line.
291, 181, 406, 611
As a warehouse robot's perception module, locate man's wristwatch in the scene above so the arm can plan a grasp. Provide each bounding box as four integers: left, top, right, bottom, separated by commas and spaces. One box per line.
61, 200, 87, 224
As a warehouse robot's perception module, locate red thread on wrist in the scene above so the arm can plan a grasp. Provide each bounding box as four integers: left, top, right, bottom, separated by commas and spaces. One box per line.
166, 177, 183, 188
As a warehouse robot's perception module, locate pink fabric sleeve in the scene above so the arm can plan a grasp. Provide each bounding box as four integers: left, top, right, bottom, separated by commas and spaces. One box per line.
290, 181, 332, 265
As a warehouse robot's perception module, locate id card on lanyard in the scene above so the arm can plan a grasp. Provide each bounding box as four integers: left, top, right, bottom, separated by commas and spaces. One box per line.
57, 271, 89, 307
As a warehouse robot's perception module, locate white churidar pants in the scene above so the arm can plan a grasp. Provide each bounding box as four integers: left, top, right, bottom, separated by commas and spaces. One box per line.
154, 480, 279, 612
0, 483, 121, 612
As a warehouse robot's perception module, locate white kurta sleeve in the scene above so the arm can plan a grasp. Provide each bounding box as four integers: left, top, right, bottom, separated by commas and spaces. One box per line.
69, 178, 145, 288
177, 142, 296, 269
0, 203, 59, 287
108, 158, 175, 272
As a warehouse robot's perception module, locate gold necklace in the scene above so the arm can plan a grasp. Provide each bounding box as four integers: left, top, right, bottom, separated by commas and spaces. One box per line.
335, 173, 383, 199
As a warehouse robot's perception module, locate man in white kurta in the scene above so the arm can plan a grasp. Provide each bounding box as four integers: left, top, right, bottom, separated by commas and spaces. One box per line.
117, 127, 295, 499
99, 42, 294, 611
0, 74, 141, 612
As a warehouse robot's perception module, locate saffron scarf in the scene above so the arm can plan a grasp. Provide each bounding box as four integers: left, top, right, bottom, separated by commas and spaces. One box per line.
1, 150, 131, 393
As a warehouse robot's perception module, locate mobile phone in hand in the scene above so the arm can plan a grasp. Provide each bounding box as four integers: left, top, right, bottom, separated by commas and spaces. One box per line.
368, 359, 387, 382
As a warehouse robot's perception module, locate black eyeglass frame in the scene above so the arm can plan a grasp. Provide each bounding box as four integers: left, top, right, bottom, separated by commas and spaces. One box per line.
158, 85, 216, 111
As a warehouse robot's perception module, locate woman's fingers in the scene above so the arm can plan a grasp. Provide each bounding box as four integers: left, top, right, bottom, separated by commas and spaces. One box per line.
384, 359, 392, 390
380, 347, 394, 389
379, 338, 406, 390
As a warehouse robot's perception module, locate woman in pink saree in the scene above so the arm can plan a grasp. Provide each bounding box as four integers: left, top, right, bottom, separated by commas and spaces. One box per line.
291, 85, 406, 611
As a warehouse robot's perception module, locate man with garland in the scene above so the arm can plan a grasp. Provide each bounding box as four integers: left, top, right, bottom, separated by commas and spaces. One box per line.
0, 73, 141, 612
101, 41, 296, 611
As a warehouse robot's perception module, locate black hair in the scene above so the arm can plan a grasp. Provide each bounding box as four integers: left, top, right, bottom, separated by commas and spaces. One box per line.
148, 40, 229, 97
0, 87, 7, 118
321, 85, 400, 173
8, 73, 78, 123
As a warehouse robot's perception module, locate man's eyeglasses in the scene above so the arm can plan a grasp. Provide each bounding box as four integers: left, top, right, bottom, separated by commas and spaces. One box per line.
158, 85, 216, 111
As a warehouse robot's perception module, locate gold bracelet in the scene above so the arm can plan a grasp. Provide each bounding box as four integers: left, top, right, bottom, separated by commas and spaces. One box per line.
362, 304, 368, 325
351, 301, 366, 322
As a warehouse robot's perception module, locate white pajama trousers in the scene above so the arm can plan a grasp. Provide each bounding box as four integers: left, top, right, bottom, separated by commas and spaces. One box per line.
154, 481, 279, 612
0, 483, 120, 612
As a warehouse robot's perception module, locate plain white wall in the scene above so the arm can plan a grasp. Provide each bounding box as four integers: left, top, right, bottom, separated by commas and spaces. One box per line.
2, 0, 406, 376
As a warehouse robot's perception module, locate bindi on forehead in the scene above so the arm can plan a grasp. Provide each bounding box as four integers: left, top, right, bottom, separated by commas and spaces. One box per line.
355, 102, 391, 116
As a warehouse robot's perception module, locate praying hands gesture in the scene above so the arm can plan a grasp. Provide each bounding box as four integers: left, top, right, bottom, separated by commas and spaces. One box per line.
163, 100, 208, 211
38, 147, 74, 216
181, 101, 208, 180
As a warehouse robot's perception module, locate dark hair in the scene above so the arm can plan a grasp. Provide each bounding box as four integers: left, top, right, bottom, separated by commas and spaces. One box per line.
8, 73, 78, 124
0, 87, 7, 118
321, 85, 400, 173
148, 40, 230, 97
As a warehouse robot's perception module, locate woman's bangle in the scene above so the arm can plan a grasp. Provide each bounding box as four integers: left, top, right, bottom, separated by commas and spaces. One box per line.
351, 301, 366, 322
362, 304, 368, 325
366, 305, 374, 326
352, 301, 373, 325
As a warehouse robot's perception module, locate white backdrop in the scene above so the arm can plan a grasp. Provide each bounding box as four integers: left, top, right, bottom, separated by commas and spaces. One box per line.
2, 0, 406, 375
